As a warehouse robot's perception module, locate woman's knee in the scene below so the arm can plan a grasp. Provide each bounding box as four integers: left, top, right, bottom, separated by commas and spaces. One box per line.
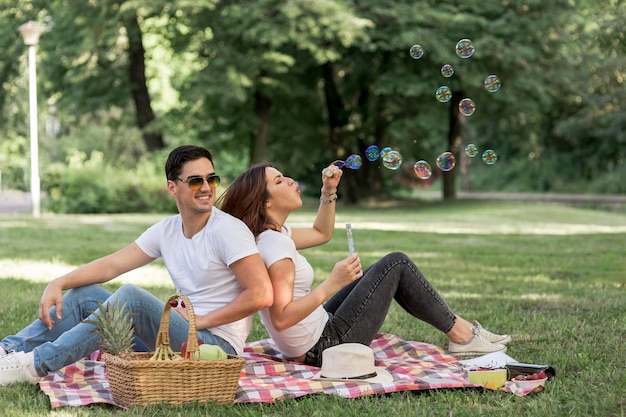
383, 251, 411, 264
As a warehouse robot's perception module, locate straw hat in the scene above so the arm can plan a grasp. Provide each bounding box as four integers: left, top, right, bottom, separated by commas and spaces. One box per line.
311, 343, 393, 384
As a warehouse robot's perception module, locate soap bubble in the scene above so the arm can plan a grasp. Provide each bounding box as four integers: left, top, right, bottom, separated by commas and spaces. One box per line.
409, 44, 424, 59
345, 154, 363, 170
324, 160, 345, 177
436, 152, 456, 171
481, 149, 498, 165
365, 145, 380, 162
436, 86, 452, 103
465, 144, 479, 157
413, 160, 432, 180
459, 98, 476, 116
456, 39, 475, 58
441, 64, 454, 78
380, 147, 393, 160
331, 159, 346, 169
382, 150, 403, 170
483, 74, 502, 93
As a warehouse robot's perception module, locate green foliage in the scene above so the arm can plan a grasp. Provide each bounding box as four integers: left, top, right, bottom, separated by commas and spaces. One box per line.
0, 0, 624, 205
0, 136, 29, 191
42, 150, 176, 214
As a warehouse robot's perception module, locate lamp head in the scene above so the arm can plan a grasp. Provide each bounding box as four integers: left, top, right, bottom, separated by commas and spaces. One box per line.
18, 21, 46, 46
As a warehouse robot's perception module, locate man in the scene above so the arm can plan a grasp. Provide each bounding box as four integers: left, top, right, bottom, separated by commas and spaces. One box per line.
0, 145, 273, 386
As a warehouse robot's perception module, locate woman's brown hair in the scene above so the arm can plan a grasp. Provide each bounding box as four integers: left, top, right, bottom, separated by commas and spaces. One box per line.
218, 163, 280, 237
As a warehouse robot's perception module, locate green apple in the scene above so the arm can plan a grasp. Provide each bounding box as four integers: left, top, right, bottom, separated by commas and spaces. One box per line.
194, 344, 228, 360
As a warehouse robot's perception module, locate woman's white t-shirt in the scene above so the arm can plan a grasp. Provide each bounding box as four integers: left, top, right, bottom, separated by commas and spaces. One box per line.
256, 226, 329, 358
135, 207, 259, 354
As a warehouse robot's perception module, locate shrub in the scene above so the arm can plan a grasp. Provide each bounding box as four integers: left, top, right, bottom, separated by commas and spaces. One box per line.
43, 150, 176, 214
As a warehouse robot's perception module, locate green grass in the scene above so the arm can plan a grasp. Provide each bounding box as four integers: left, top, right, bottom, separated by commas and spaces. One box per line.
1, 200, 625, 416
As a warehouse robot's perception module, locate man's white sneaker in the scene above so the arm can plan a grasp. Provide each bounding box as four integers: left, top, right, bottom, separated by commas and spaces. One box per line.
448, 333, 507, 357
0, 352, 39, 386
472, 320, 512, 345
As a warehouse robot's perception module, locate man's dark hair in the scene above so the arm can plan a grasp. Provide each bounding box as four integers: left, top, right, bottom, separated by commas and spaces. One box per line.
165, 145, 214, 180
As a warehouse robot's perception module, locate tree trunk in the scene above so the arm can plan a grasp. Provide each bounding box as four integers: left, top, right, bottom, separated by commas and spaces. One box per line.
250, 88, 271, 164
444, 91, 465, 200
321, 62, 357, 202
321, 62, 347, 156
124, 15, 164, 152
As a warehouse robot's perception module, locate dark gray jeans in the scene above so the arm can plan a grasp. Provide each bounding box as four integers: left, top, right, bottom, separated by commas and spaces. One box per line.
304, 251, 457, 367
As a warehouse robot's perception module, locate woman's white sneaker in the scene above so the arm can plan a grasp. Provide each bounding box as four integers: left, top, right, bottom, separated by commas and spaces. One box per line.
448, 333, 507, 357
472, 320, 512, 345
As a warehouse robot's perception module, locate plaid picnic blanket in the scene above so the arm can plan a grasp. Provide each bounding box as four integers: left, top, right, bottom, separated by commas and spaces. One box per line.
39, 333, 532, 408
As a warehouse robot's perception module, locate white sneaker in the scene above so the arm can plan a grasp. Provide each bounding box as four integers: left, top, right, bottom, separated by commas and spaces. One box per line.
448, 333, 507, 357
0, 352, 39, 386
473, 320, 512, 345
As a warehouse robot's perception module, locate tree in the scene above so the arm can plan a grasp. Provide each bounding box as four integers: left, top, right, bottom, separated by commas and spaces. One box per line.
30, 0, 165, 154
1, 0, 624, 201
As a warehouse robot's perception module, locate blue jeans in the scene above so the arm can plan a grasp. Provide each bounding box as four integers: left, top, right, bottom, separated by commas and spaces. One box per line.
1, 284, 235, 376
304, 252, 457, 367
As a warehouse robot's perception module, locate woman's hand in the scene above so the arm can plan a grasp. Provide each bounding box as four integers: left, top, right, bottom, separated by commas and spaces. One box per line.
321, 163, 343, 193
327, 253, 363, 289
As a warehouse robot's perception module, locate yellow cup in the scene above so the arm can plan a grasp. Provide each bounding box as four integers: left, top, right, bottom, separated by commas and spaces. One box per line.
467, 368, 507, 390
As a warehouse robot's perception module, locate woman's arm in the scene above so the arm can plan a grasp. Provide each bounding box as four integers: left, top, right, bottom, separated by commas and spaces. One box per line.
267, 253, 362, 332
291, 165, 342, 249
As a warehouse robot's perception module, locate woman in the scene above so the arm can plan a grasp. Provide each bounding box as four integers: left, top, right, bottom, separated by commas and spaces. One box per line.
219, 163, 511, 366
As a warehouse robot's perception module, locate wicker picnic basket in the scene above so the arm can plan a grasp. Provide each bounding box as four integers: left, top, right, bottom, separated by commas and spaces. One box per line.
102, 293, 246, 407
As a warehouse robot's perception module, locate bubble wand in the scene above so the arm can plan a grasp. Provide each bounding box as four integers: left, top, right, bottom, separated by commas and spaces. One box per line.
345, 223, 355, 255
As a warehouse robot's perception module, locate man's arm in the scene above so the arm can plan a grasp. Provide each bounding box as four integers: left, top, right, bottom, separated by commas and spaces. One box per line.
193, 253, 273, 330
39, 242, 154, 329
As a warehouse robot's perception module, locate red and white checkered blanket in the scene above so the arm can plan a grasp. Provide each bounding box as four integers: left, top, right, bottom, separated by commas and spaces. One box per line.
38, 333, 531, 408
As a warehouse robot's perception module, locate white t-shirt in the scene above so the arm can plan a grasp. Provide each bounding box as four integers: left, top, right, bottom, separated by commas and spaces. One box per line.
135, 207, 259, 354
256, 226, 329, 358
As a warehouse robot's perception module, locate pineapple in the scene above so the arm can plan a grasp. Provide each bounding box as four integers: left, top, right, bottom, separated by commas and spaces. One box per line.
85, 299, 136, 356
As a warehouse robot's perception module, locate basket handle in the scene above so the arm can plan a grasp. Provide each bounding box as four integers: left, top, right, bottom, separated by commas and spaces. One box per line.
154, 293, 201, 360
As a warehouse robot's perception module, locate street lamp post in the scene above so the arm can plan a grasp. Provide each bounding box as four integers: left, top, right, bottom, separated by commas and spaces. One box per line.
18, 21, 45, 218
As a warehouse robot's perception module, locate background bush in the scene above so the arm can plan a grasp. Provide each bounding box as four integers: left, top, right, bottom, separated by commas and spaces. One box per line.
43, 150, 176, 214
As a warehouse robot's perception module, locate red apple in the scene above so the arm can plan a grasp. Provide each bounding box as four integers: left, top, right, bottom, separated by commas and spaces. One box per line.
180, 338, 204, 358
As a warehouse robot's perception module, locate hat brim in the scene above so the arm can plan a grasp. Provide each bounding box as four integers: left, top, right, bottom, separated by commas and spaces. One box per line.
311, 366, 394, 384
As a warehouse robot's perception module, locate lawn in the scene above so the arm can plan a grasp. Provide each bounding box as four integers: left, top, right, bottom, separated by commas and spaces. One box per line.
0, 199, 624, 416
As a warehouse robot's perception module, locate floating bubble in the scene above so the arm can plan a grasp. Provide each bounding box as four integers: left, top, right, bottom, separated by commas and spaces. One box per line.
459, 98, 476, 116
345, 154, 363, 170
441, 64, 454, 78
365, 145, 380, 162
436, 152, 456, 171
482, 149, 498, 165
331, 159, 346, 169
465, 143, 479, 158
382, 150, 403, 170
409, 44, 424, 59
380, 147, 393, 160
413, 160, 432, 180
483, 74, 501, 93
455, 38, 475, 59
436, 86, 452, 103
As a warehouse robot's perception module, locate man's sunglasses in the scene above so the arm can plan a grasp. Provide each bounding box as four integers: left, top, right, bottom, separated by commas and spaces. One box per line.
175, 174, 221, 190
